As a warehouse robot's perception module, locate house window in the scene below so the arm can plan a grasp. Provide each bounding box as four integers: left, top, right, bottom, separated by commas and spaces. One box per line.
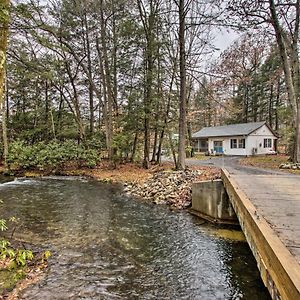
231, 139, 237, 149
195, 139, 208, 152
238, 138, 245, 149
231, 138, 245, 149
264, 138, 272, 148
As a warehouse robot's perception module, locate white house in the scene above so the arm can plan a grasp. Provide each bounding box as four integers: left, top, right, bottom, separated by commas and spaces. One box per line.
192, 121, 278, 156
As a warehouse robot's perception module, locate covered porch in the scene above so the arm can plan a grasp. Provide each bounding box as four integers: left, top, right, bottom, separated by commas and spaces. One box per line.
193, 138, 208, 153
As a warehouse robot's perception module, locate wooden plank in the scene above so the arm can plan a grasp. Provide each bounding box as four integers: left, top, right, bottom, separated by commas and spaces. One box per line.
289, 247, 300, 262
222, 169, 300, 300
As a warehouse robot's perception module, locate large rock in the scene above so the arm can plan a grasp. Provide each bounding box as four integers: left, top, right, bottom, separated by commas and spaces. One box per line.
279, 163, 300, 170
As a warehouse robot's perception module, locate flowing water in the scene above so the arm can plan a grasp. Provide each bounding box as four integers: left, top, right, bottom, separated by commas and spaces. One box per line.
0, 177, 270, 299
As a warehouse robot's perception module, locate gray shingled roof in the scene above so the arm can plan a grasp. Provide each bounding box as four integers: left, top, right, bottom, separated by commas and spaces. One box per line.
192, 122, 266, 138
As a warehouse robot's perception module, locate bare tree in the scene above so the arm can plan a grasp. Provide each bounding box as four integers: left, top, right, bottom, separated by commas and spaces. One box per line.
0, 0, 10, 167
0, 0, 10, 106
99, 0, 114, 160
177, 0, 187, 170
137, 0, 161, 168
227, 0, 300, 161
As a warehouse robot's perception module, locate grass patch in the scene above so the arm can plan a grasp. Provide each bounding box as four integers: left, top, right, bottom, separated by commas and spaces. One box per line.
0, 269, 21, 293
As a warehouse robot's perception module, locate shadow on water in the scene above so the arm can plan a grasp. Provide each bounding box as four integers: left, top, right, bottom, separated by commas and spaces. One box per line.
0, 174, 15, 184
0, 177, 271, 299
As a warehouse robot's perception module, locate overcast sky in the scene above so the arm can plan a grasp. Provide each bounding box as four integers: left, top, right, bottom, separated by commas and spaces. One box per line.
214, 29, 239, 53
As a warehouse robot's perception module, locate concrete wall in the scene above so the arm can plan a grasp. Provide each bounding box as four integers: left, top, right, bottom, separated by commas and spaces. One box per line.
191, 180, 237, 224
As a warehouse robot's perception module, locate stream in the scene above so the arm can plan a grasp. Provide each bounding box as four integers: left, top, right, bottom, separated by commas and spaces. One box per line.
0, 177, 270, 299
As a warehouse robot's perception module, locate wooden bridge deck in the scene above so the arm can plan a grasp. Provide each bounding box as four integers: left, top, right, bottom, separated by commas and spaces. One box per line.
222, 169, 300, 300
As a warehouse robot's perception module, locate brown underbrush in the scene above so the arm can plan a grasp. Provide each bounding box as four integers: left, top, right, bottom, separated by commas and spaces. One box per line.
239, 155, 300, 174
1, 160, 220, 184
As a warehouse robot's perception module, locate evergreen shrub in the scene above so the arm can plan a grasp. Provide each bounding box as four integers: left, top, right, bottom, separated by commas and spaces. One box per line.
7, 140, 100, 169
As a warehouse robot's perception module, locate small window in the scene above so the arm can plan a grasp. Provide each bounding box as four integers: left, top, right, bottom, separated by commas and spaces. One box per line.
200, 140, 207, 148
238, 138, 245, 149
264, 138, 272, 148
231, 139, 237, 149
231, 138, 245, 149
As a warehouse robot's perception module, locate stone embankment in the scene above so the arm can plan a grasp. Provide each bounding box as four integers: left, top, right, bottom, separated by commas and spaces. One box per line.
124, 169, 205, 209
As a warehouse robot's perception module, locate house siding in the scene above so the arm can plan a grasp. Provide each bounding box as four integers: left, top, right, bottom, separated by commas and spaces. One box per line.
208, 137, 248, 156
246, 125, 276, 155
205, 125, 276, 156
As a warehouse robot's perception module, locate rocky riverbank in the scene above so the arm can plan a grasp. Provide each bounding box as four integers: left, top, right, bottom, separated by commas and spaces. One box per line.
0, 161, 221, 210
124, 168, 221, 209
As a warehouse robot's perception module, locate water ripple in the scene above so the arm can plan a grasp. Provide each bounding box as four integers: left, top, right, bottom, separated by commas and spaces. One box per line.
0, 178, 270, 299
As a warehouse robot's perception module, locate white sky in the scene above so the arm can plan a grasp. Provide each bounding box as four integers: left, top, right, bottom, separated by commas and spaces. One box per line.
214, 29, 239, 53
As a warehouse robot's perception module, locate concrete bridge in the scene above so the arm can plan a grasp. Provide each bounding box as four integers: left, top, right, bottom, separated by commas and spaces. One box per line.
191, 164, 300, 300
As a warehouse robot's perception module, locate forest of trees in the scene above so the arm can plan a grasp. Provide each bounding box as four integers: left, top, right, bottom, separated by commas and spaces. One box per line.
0, 0, 299, 169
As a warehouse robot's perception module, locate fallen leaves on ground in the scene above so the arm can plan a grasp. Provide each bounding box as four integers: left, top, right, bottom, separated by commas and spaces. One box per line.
62, 162, 220, 185
240, 155, 300, 174
0, 259, 48, 300
5, 267, 45, 300
62, 162, 175, 184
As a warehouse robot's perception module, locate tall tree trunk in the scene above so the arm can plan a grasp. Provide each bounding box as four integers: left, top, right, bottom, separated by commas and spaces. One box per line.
0, 0, 10, 108
177, 0, 187, 169
275, 78, 280, 131
269, 0, 300, 162
130, 132, 138, 162
65, 62, 85, 143
168, 126, 177, 167
96, 36, 109, 154
1, 80, 8, 167
0, 0, 10, 165
112, 8, 118, 115
45, 79, 49, 121
137, 0, 156, 169
268, 83, 274, 128
57, 90, 64, 133
99, 0, 114, 160
143, 24, 155, 169
243, 85, 249, 123
45, 79, 50, 140
83, 9, 94, 134
151, 24, 163, 163
49, 107, 56, 140
156, 128, 165, 164
151, 125, 158, 162
186, 79, 192, 156
156, 53, 177, 164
